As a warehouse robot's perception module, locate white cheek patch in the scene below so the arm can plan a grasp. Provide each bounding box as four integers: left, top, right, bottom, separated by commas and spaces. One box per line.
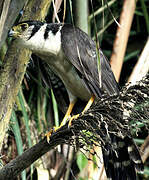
21, 24, 62, 55
26, 24, 47, 51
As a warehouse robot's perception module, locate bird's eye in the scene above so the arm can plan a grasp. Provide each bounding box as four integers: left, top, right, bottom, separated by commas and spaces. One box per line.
20, 23, 28, 31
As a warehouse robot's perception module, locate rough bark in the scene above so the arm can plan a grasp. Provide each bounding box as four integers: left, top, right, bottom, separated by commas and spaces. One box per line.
0, 125, 71, 180
0, 0, 52, 151
0, 0, 28, 49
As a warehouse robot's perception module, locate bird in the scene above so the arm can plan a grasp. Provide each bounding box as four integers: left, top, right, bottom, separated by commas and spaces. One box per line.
9, 20, 144, 179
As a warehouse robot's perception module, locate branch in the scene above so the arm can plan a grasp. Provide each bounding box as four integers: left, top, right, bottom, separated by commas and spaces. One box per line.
128, 38, 149, 84
0, 126, 72, 180
0, 73, 149, 179
140, 135, 149, 163
110, 0, 137, 81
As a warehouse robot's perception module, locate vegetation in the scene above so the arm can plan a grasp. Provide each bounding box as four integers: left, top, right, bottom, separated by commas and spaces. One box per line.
0, 0, 149, 179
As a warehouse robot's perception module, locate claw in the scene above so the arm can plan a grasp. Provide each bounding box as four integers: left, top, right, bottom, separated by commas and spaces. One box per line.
68, 96, 95, 127
45, 129, 53, 143
45, 125, 63, 142
53, 125, 62, 132
68, 114, 79, 127
45, 96, 94, 142
45, 100, 78, 142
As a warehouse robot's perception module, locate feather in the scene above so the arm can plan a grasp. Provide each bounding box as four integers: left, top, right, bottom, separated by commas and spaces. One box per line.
61, 24, 119, 99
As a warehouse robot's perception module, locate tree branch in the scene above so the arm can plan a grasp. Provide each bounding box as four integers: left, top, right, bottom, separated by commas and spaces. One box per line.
0, 73, 149, 179
0, 125, 72, 180
110, 0, 137, 81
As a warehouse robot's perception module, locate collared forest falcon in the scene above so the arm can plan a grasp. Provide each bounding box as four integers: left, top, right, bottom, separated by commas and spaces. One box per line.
9, 21, 143, 180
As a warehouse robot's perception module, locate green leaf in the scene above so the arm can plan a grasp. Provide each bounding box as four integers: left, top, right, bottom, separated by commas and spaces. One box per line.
78, 178, 88, 180
18, 91, 32, 147
11, 110, 26, 180
51, 89, 59, 127
77, 153, 88, 171
142, 166, 149, 176
92, 155, 97, 170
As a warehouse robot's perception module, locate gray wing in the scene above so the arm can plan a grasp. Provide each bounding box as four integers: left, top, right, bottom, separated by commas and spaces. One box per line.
61, 24, 119, 98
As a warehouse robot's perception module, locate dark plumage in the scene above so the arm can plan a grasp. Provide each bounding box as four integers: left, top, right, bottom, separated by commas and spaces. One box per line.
61, 24, 119, 98
102, 135, 143, 180
9, 21, 143, 180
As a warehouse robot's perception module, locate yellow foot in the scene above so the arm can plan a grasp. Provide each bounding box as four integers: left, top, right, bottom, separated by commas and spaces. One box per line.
68, 114, 80, 127
45, 124, 64, 143
45, 129, 53, 143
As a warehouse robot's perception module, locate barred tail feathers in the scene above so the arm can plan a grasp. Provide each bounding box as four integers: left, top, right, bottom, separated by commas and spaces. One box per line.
102, 135, 143, 180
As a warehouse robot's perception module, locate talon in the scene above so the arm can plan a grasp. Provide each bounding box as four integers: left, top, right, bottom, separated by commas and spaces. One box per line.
45, 129, 53, 143
45, 124, 64, 143
53, 125, 62, 132
68, 114, 79, 127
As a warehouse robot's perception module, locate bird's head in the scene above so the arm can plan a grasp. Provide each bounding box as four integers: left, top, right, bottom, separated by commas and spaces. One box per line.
8, 21, 62, 54
8, 21, 46, 51
9, 22, 30, 39
9, 21, 44, 38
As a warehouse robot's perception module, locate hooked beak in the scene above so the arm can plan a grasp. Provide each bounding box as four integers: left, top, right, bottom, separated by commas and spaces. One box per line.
8, 29, 20, 38
8, 29, 14, 37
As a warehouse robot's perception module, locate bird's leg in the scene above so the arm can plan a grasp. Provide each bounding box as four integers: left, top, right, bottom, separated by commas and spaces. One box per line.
46, 99, 77, 142
68, 95, 95, 126
55, 99, 77, 129
82, 95, 95, 113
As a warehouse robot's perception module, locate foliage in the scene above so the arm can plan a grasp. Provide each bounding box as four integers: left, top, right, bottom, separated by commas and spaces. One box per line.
0, 0, 149, 179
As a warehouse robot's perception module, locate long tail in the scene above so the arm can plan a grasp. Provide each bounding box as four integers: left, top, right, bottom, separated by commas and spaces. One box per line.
102, 135, 144, 180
